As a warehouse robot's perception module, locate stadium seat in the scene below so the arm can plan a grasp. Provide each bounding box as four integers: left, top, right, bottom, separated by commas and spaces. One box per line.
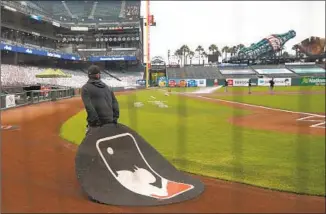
0, 64, 143, 88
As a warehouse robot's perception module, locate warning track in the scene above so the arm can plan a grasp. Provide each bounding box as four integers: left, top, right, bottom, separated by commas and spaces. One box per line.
1, 95, 325, 213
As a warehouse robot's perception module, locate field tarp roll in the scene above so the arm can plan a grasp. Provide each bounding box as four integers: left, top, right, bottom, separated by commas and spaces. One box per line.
75, 123, 204, 206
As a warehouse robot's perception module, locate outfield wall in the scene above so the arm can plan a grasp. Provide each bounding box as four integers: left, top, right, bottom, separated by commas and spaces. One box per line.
162, 77, 325, 87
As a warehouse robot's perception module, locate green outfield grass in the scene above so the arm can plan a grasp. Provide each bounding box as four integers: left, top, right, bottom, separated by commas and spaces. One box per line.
210, 86, 325, 113
60, 89, 325, 196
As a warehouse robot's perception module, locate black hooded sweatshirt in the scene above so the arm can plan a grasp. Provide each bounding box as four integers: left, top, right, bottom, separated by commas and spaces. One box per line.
81, 79, 119, 126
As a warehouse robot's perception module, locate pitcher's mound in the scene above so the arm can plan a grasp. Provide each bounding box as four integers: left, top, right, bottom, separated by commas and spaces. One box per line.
75, 123, 204, 206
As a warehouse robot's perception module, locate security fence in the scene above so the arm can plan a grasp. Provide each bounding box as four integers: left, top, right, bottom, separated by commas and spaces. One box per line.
0, 86, 144, 111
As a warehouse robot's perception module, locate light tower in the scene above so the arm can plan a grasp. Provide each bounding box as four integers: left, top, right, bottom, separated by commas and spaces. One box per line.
144, 0, 156, 88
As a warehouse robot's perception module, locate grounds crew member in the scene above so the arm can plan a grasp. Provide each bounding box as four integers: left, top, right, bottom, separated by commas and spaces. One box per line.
248, 78, 252, 94
224, 79, 228, 92
81, 65, 120, 133
269, 78, 275, 94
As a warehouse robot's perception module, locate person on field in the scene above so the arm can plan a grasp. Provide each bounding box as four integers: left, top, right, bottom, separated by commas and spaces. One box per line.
269, 78, 275, 94
248, 78, 252, 94
224, 79, 228, 92
81, 65, 120, 134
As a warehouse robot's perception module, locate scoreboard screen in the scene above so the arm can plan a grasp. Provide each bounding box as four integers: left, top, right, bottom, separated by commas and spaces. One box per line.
150, 64, 166, 71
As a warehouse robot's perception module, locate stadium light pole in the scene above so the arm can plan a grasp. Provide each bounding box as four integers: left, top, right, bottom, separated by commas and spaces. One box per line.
145, 0, 150, 88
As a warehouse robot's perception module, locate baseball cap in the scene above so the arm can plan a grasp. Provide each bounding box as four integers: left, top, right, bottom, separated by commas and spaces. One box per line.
88, 65, 101, 75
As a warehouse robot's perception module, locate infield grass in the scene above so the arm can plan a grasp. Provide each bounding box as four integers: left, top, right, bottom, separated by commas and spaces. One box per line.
60, 89, 325, 196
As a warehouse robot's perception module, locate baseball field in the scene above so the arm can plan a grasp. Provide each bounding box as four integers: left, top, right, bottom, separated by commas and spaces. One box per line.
61, 86, 325, 196
2, 86, 325, 213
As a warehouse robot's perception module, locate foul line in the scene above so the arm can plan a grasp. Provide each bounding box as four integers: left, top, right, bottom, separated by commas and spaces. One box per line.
310, 121, 326, 128
196, 95, 325, 117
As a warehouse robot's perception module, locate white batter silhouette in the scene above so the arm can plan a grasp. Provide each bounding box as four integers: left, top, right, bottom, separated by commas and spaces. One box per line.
96, 133, 194, 199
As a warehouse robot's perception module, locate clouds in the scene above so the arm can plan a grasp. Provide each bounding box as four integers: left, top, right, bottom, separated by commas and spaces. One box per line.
141, 1, 325, 63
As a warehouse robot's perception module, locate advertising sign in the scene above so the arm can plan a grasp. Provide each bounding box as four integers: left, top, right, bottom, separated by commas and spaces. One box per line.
88, 56, 137, 61
187, 79, 197, 87
285, 62, 315, 66
195, 79, 207, 87
300, 77, 325, 86
257, 78, 292, 86
136, 79, 146, 86
0, 41, 80, 60
179, 79, 187, 87
168, 79, 176, 87
5, 95, 16, 108
255, 69, 293, 74
226, 79, 257, 87
167, 79, 187, 87
220, 70, 255, 75
219, 63, 248, 67
213, 79, 219, 86
158, 76, 168, 87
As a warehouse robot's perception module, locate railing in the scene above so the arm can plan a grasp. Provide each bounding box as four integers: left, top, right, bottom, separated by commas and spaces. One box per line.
0, 86, 144, 111
0, 88, 75, 110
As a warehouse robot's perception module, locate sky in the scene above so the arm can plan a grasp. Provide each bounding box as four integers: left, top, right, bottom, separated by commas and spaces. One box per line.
140, 1, 325, 63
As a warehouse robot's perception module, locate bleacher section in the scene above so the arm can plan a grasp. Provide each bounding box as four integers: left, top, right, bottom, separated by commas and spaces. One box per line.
250, 65, 299, 78
27, 1, 139, 22
164, 63, 323, 80
65, 1, 94, 18
32, 1, 69, 18
95, 1, 122, 21
217, 65, 259, 79
285, 64, 325, 77
167, 66, 223, 79
0, 64, 143, 88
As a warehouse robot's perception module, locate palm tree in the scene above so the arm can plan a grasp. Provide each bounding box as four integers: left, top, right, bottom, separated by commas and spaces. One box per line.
195, 45, 204, 65
187, 51, 195, 65
208, 44, 222, 63
230, 46, 237, 57
238, 44, 245, 50
201, 51, 208, 65
292, 45, 299, 57
180, 45, 190, 66
222, 46, 229, 61
208, 44, 217, 54
236, 44, 245, 55
282, 51, 289, 58
174, 49, 183, 65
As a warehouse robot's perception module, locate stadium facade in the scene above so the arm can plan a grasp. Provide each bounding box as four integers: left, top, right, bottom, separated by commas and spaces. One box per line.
1, 1, 143, 70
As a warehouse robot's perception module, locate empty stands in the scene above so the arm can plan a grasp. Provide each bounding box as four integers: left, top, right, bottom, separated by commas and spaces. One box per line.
94, 1, 123, 21
250, 65, 299, 78
0, 64, 142, 88
217, 65, 258, 79
167, 66, 223, 79
285, 64, 325, 77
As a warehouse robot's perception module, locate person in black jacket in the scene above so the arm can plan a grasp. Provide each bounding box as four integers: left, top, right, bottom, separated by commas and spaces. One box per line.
81, 65, 119, 134
269, 78, 275, 94
224, 79, 228, 92
248, 78, 252, 94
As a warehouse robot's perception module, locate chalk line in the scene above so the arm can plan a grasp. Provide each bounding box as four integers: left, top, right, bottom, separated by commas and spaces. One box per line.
196, 95, 325, 117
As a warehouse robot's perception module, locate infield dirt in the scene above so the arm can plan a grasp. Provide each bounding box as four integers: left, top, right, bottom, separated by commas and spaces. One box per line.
1, 91, 325, 213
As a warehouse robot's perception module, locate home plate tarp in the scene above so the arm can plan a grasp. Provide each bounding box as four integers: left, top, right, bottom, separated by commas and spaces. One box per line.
75, 123, 204, 206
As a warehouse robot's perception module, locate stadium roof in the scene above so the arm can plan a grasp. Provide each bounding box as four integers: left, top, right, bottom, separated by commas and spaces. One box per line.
23, 1, 140, 24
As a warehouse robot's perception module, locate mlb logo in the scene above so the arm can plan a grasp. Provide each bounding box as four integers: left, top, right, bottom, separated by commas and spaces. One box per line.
75, 124, 204, 206
96, 133, 194, 200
